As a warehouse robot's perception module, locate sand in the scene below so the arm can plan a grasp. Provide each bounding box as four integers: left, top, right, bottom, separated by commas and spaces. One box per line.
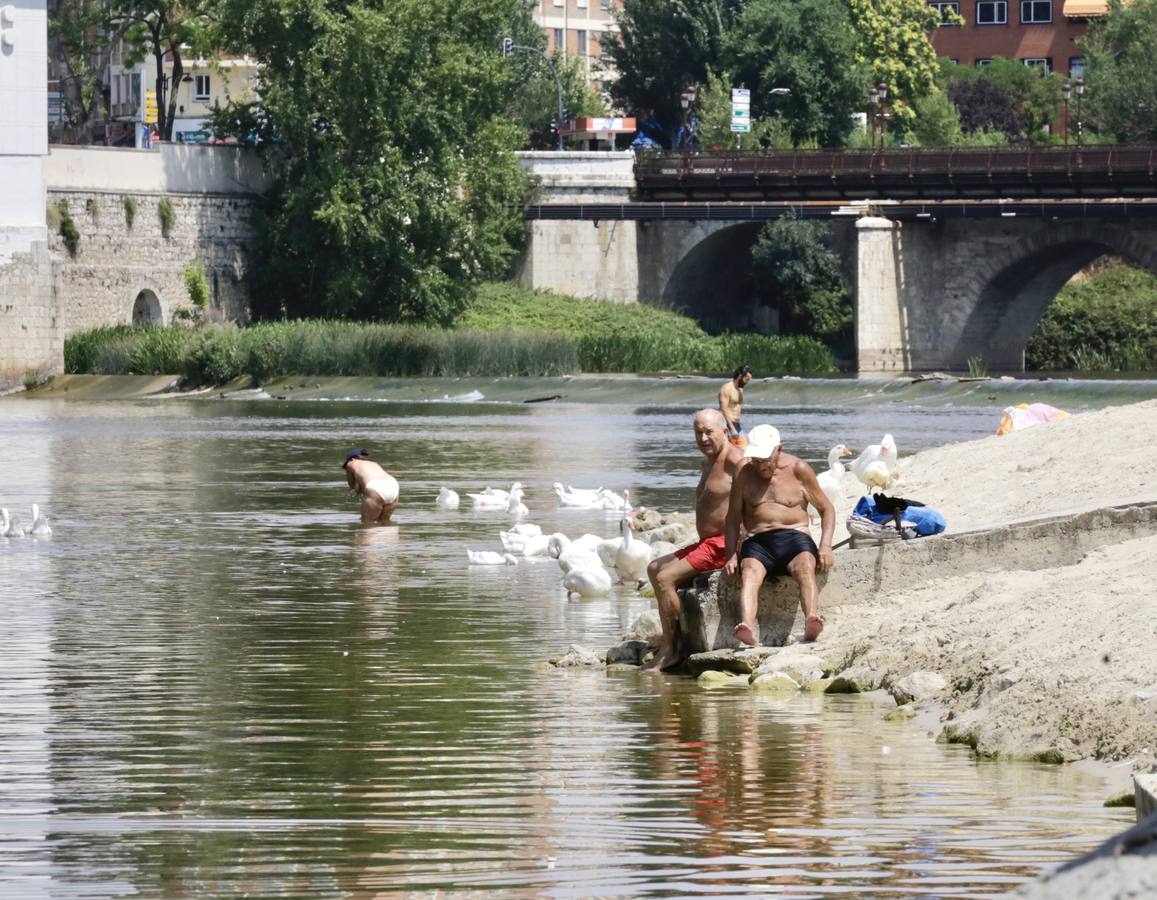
814, 398, 1157, 776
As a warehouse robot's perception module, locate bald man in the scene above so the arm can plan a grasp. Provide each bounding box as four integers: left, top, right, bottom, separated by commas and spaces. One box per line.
643, 409, 746, 672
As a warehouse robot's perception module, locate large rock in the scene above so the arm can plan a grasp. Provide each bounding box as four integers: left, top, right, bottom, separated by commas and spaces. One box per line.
605, 639, 651, 666
684, 647, 779, 675
624, 610, 662, 642
752, 649, 828, 684
550, 644, 602, 668
678, 571, 813, 654
891, 670, 947, 705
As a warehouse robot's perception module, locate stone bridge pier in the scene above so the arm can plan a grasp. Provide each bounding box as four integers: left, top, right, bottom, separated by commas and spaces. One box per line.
855, 215, 1157, 372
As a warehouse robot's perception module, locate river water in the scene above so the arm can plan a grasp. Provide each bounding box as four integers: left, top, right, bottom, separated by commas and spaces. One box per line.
1, 376, 1149, 897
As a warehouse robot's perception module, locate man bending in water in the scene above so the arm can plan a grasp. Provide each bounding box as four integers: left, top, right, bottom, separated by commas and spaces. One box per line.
723, 424, 834, 645
342, 448, 399, 525
643, 409, 745, 671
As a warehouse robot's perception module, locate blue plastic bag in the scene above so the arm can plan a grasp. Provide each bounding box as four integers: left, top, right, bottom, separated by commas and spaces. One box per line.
852, 495, 946, 537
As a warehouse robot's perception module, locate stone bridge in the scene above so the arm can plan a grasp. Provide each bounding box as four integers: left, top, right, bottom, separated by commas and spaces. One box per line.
515, 152, 1157, 372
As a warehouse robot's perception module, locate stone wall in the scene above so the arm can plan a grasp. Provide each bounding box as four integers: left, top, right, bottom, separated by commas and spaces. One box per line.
0, 242, 57, 387
47, 189, 256, 333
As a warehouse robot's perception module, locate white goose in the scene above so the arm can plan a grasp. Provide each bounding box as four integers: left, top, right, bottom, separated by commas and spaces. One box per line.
614, 516, 651, 587
851, 434, 900, 493
435, 487, 460, 510
816, 444, 853, 511
27, 504, 52, 537
563, 564, 613, 598
467, 482, 523, 510
548, 533, 603, 575
466, 550, 518, 566
509, 522, 542, 537
597, 488, 632, 512
3, 508, 25, 539
552, 483, 604, 508
505, 488, 529, 519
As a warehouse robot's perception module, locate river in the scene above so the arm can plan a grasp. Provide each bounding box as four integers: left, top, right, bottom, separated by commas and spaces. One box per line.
1, 375, 1149, 896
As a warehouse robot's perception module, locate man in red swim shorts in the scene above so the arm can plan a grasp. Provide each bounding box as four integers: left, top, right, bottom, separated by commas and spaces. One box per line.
643, 409, 746, 671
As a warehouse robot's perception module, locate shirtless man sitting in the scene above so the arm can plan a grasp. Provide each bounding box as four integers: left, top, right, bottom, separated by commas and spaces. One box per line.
643, 409, 745, 671
718, 365, 753, 439
723, 424, 834, 645
342, 448, 399, 525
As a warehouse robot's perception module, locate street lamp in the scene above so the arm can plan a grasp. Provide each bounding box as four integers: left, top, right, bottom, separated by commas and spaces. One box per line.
875, 81, 888, 150
679, 84, 698, 150
503, 37, 565, 151
1075, 76, 1086, 150
1062, 79, 1071, 147
868, 82, 888, 149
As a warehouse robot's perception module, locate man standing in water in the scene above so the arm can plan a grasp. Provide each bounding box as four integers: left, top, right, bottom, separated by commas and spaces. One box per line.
718, 365, 753, 440
342, 448, 399, 524
724, 424, 834, 644
644, 409, 746, 671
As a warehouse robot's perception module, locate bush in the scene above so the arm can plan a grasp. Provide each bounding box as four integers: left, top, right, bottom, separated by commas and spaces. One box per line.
65, 324, 137, 373
184, 262, 209, 312
57, 201, 80, 257
157, 197, 176, 238
1026, 260, 1157, 371
124, 196, 137, 230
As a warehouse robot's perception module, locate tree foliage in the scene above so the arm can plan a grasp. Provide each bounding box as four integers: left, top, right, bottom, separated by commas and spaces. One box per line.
727, 0, 864, 147
847, 0, 947, 125
209, 0, 531, 324
609, 0, 743, 144
750, 218, 850, 343
512, 52, 609, 150
1080, 0, 1157, 142
694, 68, 791, 150
49, 0, 130, 143
947, 78, 1021, 141
940, 58, 1061, 143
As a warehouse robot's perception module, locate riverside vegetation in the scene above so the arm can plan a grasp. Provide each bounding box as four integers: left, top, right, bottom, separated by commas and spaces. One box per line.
64, 283, 835, 384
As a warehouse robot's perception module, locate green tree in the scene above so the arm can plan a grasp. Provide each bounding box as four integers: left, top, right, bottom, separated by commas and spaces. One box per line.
210, 0, 530, 324
113, 0, 216, 141
848, 0, 949, 126
512, 52, 609, 150
940, 58, 1062, 142
610, 0, 743, 144
727, 0, 865, 147
1080, 0, 1157, 142
750, 217, 851, 348
904, 90, 963, 146
694, 68, 791, 150
48, 0, 130, 143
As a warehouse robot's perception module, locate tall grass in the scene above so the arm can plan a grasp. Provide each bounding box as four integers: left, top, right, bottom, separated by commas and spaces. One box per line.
64, 283, 837, 384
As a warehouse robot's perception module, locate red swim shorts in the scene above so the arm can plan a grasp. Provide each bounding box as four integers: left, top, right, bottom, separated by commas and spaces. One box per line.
673, 534, 729, 572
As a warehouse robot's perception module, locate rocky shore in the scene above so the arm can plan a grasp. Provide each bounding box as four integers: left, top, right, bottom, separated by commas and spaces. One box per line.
556, 398, 1157, 784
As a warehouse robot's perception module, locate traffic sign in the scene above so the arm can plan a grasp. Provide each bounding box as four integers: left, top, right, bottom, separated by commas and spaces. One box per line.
731, 86, 751, 133
144, 89, 158, 124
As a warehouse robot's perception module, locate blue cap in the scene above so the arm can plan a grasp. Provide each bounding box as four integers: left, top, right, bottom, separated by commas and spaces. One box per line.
342, 448, 368, 468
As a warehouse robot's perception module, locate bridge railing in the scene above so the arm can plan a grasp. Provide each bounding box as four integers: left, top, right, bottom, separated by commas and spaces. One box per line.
635, 146, 1157, 181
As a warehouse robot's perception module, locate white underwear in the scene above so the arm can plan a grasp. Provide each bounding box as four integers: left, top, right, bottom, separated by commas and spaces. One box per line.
365, 476, 399, 505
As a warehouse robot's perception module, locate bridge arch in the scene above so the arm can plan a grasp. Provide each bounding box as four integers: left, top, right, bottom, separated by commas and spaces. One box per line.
131, 289, 164, 326
659, 222, 764, 332
954, 221, 1157, 370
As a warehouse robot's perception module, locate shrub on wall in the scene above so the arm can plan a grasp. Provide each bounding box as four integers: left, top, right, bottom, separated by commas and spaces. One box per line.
123, 196, 137, 230
157, 197, 176, 238
56, 201, 80, 257
183, 262, 209, 314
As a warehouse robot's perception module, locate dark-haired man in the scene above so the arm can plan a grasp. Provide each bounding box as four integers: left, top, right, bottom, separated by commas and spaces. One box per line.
719, 365, 753, 439
342, 449, 399, 524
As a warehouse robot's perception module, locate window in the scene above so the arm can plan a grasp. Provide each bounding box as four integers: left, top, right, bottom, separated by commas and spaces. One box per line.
577, 0, 587, 8
975, 58, 993, 67
553, 28, 564, 52
577, 29, 587, 55
1022, 57, 1052, 74
1069, 56, 1086, 78
1020, 0, 1051, 22
194, 74, 210, 100
929, 1, 960, 24
601, 0, 614, 9
976, 0, 1007, 23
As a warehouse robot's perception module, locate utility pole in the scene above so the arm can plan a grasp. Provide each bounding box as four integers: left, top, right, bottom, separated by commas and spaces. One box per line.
504, 38, 565, 151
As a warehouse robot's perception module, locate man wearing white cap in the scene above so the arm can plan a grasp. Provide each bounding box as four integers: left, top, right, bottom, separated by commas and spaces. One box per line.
723, 424, 835, 644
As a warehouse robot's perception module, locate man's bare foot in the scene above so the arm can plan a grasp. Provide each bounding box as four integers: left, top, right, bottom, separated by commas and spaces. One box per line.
642, 648, 681, 672
803, 615, 825, 642
733, 621, 758, 647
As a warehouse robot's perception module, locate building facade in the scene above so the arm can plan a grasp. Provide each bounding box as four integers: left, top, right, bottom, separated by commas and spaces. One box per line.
927, 0, 1110, 77
531, 0, 621, 92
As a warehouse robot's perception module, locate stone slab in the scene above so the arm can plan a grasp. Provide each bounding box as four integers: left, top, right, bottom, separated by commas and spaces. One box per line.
1138, 774, 1157, 823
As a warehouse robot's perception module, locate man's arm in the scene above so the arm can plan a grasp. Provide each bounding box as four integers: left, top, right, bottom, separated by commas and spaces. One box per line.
717, 384, 736, 435
723, 467, 746, 580
345, 467, 358, 492
797, 460, 835, 572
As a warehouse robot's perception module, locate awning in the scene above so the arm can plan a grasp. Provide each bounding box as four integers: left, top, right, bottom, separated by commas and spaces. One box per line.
1063, 0, 1109, 16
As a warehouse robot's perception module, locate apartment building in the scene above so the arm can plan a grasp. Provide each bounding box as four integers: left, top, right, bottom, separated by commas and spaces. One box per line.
531, 0, 621, 93
928, 0, 1110, 77
106, 45, 259, 147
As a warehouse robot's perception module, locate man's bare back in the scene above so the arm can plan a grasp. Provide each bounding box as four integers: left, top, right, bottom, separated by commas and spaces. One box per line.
343, 450, 399, 524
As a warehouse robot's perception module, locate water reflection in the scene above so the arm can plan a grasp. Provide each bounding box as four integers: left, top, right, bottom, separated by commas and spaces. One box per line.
0, 395, 1134, 895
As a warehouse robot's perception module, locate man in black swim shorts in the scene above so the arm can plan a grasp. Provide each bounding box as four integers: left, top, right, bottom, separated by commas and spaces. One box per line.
723, 424, 835, 644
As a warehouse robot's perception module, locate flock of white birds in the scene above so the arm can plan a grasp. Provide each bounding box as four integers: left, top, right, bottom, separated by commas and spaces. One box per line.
442, 481, 664, 598
439, 433, 900, 598
1, 504, 52, 539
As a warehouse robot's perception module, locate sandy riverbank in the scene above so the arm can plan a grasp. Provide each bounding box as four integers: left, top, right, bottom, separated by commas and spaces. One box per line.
809, 399, 1157, 775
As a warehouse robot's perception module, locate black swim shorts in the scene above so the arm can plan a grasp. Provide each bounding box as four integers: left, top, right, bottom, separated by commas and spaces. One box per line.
739, 529, 818, 576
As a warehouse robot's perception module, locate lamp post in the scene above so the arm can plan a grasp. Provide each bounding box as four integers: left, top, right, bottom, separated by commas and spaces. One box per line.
1062, 80, 1071, 148
1075, 76, 1086, 150
503, 37, 565, 151
679, 84, 698, 151
868, 84, 879, 149
875, 81, 888, 150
